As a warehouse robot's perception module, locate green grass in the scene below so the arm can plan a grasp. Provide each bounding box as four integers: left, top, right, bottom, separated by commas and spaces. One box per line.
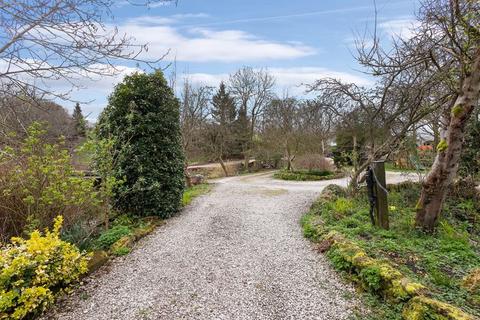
182, 183, 212, 206
302, 182, 480, 318
273, 169, 341, 181
384, 162, 427, 173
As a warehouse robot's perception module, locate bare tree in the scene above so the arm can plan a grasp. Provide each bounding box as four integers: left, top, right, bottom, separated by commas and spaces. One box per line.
180, 79, 212, 185
415, 0, 480, 231
356, 0, 480, 231
263, 96, 299, 170
0, 0, 172, 101
309, 72, 438, 190
229, 67, 275, 169
299, 98, 336, 157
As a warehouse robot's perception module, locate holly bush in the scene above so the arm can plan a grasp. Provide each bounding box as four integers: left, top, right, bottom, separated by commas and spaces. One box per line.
97, 71, 185, 218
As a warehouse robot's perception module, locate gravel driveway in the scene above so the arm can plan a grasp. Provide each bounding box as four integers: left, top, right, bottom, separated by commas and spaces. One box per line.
44, 171, 415, 320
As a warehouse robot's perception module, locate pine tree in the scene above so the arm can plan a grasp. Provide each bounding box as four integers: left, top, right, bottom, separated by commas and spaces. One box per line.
211, 82, 236, 126
210, 82, 237, 175
72, 103, 86, 137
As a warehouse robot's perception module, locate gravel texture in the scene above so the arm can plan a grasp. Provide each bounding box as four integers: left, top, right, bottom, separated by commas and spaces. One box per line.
43, 171, 415, 320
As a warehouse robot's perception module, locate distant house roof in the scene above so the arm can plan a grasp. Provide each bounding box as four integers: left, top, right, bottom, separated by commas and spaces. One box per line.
418, 145, 433, 151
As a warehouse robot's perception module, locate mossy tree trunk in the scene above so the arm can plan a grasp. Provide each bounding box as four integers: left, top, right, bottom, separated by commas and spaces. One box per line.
415, 49, 480, 232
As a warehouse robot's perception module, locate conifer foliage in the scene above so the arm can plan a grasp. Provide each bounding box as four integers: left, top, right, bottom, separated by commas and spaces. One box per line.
97, 71, 185, 218
72, 103, 87, 137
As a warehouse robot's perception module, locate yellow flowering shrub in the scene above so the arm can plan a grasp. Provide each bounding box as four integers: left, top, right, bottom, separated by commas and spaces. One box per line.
0, 216, 89, 319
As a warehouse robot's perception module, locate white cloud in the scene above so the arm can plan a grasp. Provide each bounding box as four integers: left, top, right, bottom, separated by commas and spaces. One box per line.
270, 67, 371, 89
118, 18, 316, 62
184, 67, 371, 95
127, 13, 209, 25
114, 0, 175, 9
148, 1, 175, 8
379, 17, 420, 39
48, 65, 142, 94
182, 72, 227, 87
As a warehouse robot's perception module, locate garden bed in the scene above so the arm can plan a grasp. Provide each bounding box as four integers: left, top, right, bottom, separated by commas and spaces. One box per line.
273, 169, 344, 181
302, 182, 480, 319
0, 184, 212, 319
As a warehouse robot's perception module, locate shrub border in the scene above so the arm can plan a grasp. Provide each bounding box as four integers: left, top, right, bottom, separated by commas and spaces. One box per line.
273, 170, 346, 181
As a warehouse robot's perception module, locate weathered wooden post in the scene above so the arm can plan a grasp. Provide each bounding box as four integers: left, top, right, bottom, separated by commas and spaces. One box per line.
373, 160, 389, 229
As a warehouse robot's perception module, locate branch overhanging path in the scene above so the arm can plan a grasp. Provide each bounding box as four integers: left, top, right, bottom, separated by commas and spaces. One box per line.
42, 171, 414, 320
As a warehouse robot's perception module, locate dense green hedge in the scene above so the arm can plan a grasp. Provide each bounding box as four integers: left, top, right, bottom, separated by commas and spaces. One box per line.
273, 169, 342, 181
97, 71, 185, 218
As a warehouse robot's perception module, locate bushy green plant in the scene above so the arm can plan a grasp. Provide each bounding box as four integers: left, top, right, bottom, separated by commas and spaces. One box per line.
359, 265, 383, 292
97, 71, 185, 218
112, 247, 131, 256
95, 225, 132, 250
326, 246, 353, 271
0, 216, 89, 319
273, 169, 337, 181
0, 122, 99, 242
332, 198, 354, 216
80, 134, 125, 229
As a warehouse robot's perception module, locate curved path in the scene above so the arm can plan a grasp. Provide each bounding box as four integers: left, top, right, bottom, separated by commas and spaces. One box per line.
44, 171, 414, 320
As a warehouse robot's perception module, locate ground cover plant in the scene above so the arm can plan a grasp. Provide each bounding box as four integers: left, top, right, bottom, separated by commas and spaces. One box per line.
274, 169, 343, 181
182, 184, 212, 206
302, 182, 480, 319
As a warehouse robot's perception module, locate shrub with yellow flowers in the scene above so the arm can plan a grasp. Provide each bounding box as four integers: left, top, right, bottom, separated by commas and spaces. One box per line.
0, 216, 89, 319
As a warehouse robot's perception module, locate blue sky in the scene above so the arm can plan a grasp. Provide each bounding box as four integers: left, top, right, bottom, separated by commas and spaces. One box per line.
65, 0, 420, 120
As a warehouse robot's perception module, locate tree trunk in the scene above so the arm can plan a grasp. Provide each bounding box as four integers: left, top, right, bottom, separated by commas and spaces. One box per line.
243, 153, 249, 172
219, 156, 228, 177
416, 49, 480, 232
352, 135, 359, 172
286, 143, 293, 171
348, 159, 370, 191
432, 119, 440, 152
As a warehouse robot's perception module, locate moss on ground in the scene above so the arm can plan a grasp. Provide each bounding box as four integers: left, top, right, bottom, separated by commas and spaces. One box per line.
403, 296, 475, 320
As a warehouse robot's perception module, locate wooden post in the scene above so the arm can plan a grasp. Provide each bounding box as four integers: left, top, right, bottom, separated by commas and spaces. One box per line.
373, 160, 389, 229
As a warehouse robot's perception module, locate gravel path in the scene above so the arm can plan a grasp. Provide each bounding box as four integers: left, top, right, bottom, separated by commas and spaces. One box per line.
44, 171, 415, 320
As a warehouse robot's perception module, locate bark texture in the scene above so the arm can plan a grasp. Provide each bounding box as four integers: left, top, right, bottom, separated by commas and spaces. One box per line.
415, 49, 480, 231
